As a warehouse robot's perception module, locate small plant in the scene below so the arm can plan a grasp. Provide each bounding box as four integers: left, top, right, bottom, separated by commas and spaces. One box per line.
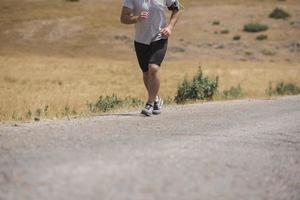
256, 34, 268, 41
220, 29, 230, 34
27, 110, 32, 119
212, 20, 220, 25
244, 23, 269, 33
63, 105, 71, 116
11, 112, 18, 120
35, 108, 42, 117
44, 105, 49, 116
266, 82, 274, 96
269, 8, 290, 19
88, 95, 143, 113
122, 97, 143, 108
223, 84, 243, 99
261, 49, 276, 56
175, 67, 219, 104
233, 35, 241, 41
92, 95, 122, 112
245, 51, 253, 56
275, 82, 300, 95
266, 82, 300, 96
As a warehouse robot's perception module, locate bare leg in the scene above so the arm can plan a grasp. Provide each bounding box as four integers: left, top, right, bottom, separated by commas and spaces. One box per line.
143, 72, 149, 93
147, 64, 160, 103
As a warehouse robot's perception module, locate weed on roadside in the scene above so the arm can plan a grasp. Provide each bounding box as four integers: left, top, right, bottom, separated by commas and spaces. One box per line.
223, 84, 243, 99
88, 95, 143, 113
175, 67, 219, 104
266, 82, 300, 96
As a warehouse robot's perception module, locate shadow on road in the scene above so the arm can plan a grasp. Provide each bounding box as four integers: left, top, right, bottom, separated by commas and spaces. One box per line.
98, 113, 144, 117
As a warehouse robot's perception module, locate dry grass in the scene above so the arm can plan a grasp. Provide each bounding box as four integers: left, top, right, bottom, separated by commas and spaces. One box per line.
1, 55, 299, 121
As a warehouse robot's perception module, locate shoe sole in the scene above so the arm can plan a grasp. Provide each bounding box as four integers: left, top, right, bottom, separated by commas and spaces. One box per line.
152, 110, 161, 115
141, 109, 152, 116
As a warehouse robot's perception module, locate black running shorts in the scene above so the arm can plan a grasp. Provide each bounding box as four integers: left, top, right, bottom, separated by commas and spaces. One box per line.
134, 39, 168, 72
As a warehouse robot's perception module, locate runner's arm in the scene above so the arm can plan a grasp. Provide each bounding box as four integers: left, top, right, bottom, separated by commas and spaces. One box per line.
168, 9, 181, 30
160, 9, 181, 37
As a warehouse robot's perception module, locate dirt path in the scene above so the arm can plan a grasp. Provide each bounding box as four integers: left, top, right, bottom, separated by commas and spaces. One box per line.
0, 96, 300, 200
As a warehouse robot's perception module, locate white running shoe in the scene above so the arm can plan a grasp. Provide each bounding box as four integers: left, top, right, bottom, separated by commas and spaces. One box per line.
153, 96, 163, 115
141, 103, 154, 116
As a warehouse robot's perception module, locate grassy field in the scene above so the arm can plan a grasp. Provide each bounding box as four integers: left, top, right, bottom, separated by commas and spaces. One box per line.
1, 56, 299, 121
0, 0, 300, 121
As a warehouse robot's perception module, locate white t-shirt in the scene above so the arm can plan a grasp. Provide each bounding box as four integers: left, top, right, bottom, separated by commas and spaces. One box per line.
123, 0, 176, 45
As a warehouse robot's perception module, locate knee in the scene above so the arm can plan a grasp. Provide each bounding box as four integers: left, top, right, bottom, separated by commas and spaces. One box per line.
148, 64, 160, 75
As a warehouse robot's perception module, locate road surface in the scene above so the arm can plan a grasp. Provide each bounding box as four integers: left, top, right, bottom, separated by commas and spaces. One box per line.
0, 96, 300, 200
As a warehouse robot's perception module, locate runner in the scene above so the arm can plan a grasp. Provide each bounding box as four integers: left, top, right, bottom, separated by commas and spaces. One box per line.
120, 0, 181, 116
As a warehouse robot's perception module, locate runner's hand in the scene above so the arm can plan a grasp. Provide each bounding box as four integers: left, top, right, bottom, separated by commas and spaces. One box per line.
137, 11, 149, 21
160, 26, 172, 38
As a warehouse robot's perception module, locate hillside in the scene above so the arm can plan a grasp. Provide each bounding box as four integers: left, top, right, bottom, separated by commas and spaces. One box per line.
0, 0, 299, 62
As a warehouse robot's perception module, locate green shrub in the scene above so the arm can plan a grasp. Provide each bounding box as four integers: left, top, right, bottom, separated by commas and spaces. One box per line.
90, 95, 122, 112
266, 82, 300, 96
269, 8, 290, 19
88, 95, 143, 113
212, 20, 220, 25
220, 29, 230, 34
233, 35, 241, 41
27, 110, 32, 119
244, 23, 269, 32
223, 84, 242, 99
175, 67, 219, 104
266, 82, 274, 96
256, 34, 268, 40
63, 105, 71, 116
35, 108, 42, 117
122, 96, 143, 108
275, 82, 300, 95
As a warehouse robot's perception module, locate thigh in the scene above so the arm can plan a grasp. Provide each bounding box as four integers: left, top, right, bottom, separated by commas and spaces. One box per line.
149, 39, 168, 66
134, 41, 151, 72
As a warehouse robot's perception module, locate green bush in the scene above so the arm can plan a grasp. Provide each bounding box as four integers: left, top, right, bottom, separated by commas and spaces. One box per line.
266, 82, 300, 96
233, 35, 241, 41
122, 96, 143, 108
90, 95, 122, 112
220, 29, 230, 34
88, 95, 143, 113
175, 67, 219, 104
269, 8, 290, 19
256, 34, 268, 41
275, 82, 300, 95
212, 20, 220, 25
244, 23, 269, 32
223, 84, 242, 99
266, 82, 274, 97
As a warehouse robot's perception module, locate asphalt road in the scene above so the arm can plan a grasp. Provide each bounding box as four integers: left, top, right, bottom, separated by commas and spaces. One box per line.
0, 96, 300, 200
